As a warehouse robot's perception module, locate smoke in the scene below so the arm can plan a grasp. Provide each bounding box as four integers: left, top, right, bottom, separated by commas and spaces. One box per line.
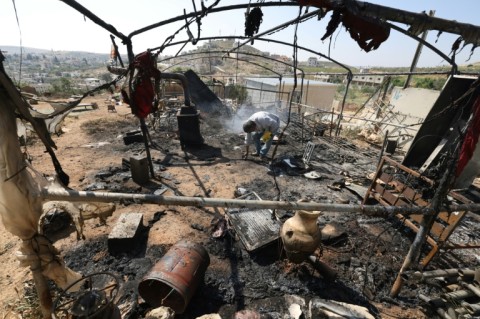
223, 105, 275, 134
224, 105, 254, 133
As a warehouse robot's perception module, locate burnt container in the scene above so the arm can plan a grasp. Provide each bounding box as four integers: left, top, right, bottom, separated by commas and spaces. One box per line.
176, 106, 204, 146
138, 240, 210, 314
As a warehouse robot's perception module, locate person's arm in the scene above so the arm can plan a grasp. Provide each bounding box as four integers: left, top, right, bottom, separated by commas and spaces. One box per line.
243, 144, 250, 159
243, 132, 252, 159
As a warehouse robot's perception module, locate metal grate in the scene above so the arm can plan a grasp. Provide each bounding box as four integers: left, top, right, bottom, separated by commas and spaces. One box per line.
302, 142, 316, 166
317, 136, 380, 160
225, 192, 281, 251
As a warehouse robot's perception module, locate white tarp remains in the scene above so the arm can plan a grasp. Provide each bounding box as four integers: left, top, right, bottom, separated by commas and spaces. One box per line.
0, 63, 84, 317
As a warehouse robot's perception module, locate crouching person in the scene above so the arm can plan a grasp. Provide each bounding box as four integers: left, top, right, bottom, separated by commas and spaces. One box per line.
242, 111, 280, 160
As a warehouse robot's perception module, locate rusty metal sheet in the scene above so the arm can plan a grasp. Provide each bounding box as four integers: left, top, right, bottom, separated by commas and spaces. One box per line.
226, 192, 281, 252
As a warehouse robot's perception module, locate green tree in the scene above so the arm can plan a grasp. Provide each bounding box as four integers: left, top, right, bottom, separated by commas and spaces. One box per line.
414, 77, 446, 90
226, 85, 248, 104
52, 77, 74, 95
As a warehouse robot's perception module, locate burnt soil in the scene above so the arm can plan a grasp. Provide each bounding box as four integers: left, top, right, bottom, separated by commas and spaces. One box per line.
1, 95, 479, 318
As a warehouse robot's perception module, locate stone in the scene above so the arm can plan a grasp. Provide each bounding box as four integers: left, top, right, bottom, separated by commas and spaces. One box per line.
145, 306, 175, 319
108, 212, 144, 254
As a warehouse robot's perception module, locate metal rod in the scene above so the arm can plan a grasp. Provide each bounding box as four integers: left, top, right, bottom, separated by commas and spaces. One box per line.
139, 118, 155, 178
411, 269, 475, 281
404, 10, 436, 89
129, 2, 298, 38
155, 35, 352, 75
475, 267, 480, 283
460, 282, 480, 299
462, 301, 480, 316
227, 9, 321, 56
158, 50, 305, 76
38, 189, 480, 215
418, 294, 452, 319
160, 73, 191, 107
443, 289, 475, 301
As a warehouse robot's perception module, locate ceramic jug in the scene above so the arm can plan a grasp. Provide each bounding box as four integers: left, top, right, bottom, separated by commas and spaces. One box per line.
280, 210, 322, 263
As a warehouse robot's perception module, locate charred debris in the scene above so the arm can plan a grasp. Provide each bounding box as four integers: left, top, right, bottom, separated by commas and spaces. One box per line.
2, 0, 480, 318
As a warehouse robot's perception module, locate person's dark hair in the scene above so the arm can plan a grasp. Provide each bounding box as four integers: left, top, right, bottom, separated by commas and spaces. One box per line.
243, 120, 256, 132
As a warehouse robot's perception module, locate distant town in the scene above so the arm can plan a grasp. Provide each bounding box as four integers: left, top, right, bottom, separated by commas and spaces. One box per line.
1, 39, 477, 98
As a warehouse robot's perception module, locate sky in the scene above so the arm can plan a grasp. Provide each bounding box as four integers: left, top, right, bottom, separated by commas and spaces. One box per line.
1, 0, 480, 68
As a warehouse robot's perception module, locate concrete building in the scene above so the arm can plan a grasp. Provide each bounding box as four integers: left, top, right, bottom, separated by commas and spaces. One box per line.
307, 57, 318, 67
351, 74, 385, 86
244, 77, 338, 112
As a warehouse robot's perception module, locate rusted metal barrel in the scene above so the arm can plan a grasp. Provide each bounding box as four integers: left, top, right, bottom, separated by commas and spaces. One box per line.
138, 240, 210, 314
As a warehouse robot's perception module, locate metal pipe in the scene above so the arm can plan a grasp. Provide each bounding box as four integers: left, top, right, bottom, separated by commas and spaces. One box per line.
156, 35, 352, 76
443, 289, 475, 301
38, 189, 480, 215
460, 282, 480, 299
459, 269, 476, 280
418, 294, 452, 319
411, 269, 475, 281
403, 10, 436, 89
159, 73, 191, 107
447, 306, 457, 319
475, 267, 480, 283
461, 301, 480, 316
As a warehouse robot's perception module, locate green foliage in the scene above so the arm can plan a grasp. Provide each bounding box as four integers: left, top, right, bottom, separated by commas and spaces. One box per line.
52, 77, 74, 95
226, 84, 248, 104
360, 86, 376, 94
391, 76, 406, 87
413, 77, 446, 90
172, 66, 187, 73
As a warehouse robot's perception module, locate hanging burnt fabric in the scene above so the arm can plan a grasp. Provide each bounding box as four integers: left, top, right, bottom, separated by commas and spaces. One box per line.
298, 0, 390, 52
127, 51, 161, 119
456, 95, 480, 177
245, 7, 263, 43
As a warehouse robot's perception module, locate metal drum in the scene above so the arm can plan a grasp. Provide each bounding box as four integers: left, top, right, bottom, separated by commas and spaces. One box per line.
138, 240, 210, 314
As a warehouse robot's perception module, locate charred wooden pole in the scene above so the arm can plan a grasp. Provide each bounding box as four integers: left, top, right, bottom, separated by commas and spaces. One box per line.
390, 149, 460, 297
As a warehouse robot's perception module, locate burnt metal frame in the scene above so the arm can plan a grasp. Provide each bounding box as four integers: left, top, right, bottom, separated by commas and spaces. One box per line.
162, 55, 282, 78
162, 55, 285, 106
157, 35, 353, 123
158, 50, 307, 104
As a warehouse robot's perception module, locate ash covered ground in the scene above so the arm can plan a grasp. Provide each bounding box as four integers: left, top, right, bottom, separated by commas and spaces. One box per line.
26, 100, 480, 319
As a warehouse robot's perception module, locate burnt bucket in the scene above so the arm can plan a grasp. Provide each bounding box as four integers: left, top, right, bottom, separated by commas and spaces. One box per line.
138, 240, 210, 314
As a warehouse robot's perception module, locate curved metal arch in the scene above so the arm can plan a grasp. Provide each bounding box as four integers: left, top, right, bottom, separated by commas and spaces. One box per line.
158, 50, 304, 76
387, 22, 457, 72
161, 55, 282, 78
128, 2, 299, 39
153, 35, 352, 75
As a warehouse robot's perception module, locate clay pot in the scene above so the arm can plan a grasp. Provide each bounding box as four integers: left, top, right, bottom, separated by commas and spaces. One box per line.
280, 210, 322, 263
